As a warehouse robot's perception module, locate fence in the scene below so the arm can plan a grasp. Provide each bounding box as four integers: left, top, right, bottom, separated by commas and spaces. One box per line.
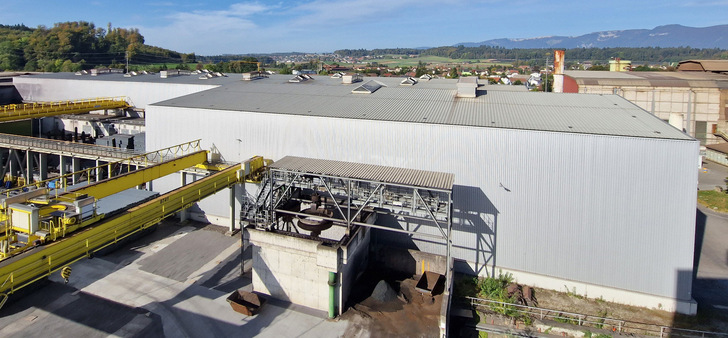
465, 296, 728, 337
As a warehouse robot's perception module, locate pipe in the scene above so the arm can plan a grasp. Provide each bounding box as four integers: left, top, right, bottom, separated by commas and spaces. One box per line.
328, 271, 337, 318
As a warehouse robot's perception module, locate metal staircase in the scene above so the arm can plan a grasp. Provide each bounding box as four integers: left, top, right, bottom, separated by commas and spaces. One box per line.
240, 173, 273, 229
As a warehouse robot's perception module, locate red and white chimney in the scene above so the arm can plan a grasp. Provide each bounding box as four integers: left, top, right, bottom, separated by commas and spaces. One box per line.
553, 50, 565, 93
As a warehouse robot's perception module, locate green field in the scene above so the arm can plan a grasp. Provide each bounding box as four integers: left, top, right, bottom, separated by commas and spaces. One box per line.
369, 55, 512, 68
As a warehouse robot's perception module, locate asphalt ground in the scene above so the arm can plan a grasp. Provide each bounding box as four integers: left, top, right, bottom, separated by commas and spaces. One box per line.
0, 221, 349, 337
695, 161, 728, 311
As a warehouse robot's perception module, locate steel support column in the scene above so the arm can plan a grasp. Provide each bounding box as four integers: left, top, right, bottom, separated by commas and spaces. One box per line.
72, 157, 81, 185
59, 155, 66, 177
95, 159, 100, 182
38, 153, 47, 181
179, 172, 188, 222
25, 149, 33, 183
229, 184, 236, 232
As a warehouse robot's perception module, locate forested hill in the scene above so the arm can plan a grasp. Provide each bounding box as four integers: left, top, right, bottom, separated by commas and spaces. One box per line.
335, 46, 728, 64
0, 22, 195, 72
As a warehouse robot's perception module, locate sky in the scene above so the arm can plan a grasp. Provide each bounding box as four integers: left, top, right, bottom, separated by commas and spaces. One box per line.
1, 0, 727, 55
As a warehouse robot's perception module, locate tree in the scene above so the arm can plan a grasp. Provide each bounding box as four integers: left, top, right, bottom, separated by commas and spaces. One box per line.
415, 60, 427, 77
448, 67, 459, 79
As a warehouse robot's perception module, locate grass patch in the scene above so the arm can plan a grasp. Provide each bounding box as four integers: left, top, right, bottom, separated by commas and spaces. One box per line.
697, 190, 728, 213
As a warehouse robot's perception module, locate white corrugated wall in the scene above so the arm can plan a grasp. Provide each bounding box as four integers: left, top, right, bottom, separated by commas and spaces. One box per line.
147, 105, 698, 301
13, 77, 217, 108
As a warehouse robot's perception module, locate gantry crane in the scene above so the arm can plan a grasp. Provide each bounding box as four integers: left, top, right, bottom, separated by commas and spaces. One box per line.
0, 154, 269, 309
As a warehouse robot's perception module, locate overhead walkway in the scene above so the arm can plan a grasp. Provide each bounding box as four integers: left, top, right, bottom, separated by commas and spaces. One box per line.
0, 155, 269, 308
0, 133, 143, 162
0, 97, 129, 122
0, 138, 203, 188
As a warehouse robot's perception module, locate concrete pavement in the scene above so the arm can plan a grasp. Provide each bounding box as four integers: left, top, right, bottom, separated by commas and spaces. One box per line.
0, 221, 350, 337
695, 160, 728, 312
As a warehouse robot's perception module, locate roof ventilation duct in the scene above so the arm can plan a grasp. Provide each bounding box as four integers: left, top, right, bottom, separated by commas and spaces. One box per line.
456, 77, 478, 98
342, 73, 363, 84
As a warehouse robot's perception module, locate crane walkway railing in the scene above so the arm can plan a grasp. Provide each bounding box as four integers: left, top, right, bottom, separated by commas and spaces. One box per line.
1, 139, 202, 198
0, 133, 143, 160
0, 97, 129, 122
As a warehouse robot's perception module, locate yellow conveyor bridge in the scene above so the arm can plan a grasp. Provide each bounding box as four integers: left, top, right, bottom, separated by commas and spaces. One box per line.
0, 153, 269, 309
0, 97, 129, 122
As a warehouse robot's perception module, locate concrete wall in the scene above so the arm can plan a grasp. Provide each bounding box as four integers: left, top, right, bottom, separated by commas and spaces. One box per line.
249, 225, 371, 314
370, 241, 448, 277
338, 226, 371, 313
146, 104, 699, 313
706, 148, 728, 167
250, 230, 337, 312
577, 84, 725, 145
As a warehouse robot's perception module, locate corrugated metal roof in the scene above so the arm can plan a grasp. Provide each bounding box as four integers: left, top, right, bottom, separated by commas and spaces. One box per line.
678, 60, 728, 72
271, 156, 454, 191
706, 142, 728, 154
154, 75, 691, 141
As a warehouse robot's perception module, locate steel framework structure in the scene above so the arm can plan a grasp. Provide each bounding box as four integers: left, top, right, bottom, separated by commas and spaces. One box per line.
242, 157, 454, 271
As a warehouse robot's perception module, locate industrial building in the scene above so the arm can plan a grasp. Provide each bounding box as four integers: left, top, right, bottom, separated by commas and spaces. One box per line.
563, 69, 728, 146
12, 71, 699, 316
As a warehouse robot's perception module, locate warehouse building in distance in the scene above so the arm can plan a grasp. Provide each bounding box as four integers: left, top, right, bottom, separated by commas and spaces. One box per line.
13, 72, 700, 314
563, 69, 728, 146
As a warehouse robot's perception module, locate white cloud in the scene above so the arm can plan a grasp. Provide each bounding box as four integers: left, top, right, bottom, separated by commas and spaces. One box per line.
138, 2, 281, 54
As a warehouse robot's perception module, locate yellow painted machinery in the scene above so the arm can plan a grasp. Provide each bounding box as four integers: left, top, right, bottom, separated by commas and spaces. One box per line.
0, 97, 129, 122
0, 155, 270, 308
0, 148, 210, 260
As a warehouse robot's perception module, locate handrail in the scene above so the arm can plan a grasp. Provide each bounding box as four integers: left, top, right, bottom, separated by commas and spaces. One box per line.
465, 296, 728, 337
2, 139, 203, 197
0, 97, 128, 115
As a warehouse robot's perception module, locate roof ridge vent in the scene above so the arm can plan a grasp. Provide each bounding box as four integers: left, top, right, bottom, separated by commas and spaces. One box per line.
400, 77, 418, 86
289, 74, 314, 83
352, 80, 386, 94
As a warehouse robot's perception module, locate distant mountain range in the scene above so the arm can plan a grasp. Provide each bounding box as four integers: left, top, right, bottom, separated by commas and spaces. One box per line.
456, 24, 728, 49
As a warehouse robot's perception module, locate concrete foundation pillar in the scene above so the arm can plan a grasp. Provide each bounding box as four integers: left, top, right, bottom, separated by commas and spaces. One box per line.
39, 153, 47, 181
180, 172, 187, 222
72, 157, 81, 185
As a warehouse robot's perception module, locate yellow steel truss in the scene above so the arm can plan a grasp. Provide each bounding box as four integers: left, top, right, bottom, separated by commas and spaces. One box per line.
1, 139, 203, 201
0, 97, 129, 122
62, 150, 208, 201
0, 156, 268, 303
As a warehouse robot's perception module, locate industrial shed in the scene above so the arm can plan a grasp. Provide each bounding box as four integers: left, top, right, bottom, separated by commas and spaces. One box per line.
14, 73, 699, 314
563, 70, 728, 146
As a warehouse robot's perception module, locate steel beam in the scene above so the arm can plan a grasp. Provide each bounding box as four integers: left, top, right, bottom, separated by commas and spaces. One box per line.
63, 150, 208, 200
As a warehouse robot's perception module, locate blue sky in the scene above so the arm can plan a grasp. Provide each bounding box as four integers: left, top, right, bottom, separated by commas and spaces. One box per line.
1, 0, 727, 55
